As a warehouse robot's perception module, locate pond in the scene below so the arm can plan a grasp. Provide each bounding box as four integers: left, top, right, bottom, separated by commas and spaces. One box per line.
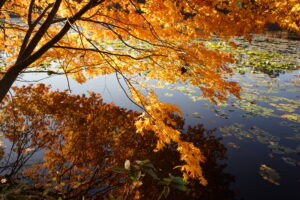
0, 36, 299, 199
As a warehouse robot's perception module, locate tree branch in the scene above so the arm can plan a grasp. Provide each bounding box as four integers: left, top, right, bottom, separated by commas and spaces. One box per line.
0, 0, 105, 102
18, 0, 62, 61
27, 0, 35, 26
18, 3, 53, 60
0, 0, 6, 10
52, 45, 166, 60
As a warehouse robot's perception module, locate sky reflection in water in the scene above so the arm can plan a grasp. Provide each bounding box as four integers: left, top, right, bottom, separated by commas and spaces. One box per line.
1, 39, 300, 199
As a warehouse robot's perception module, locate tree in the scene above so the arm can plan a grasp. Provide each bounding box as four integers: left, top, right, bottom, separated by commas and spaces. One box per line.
0, 0, 299, 185
0, 85, 234, 199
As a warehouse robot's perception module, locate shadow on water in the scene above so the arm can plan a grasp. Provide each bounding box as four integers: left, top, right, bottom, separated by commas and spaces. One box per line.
0, 85, 234, 199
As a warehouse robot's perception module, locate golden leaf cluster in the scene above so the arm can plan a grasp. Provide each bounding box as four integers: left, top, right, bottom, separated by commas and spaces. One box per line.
1, 0, 299, 185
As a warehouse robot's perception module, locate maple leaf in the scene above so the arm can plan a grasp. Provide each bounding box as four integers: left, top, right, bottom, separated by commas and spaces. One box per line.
0, 0, 299, 186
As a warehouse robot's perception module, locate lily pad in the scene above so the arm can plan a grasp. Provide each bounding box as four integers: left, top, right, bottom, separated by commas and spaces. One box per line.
268, 143, 295, 155
259, 164, 280, 186
281, 114, 300, 123
270, 103, 298, 113
282, 157, 300, 166
286, 133, 300, 141
279, 121, 300, 132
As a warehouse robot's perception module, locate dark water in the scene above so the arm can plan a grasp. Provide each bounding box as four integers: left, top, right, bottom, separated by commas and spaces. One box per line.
5, 69, 298, 199
1, 38, 300, 199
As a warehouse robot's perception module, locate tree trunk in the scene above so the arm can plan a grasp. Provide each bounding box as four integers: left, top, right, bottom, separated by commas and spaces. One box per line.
0, 66, 22, 102
0, 0, 103, 102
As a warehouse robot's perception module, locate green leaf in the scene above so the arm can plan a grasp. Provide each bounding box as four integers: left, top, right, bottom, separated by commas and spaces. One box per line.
129, 171, 142, 182
170, 183, 188, 191
169, 175, 188, 185
111, 167, 128, 174
159, 178, 172, 185
144, 169, 159, 180
143, 162, 155, 169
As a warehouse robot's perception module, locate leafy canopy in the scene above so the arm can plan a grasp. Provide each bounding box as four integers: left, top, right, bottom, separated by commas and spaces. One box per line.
0, 0, 299, 185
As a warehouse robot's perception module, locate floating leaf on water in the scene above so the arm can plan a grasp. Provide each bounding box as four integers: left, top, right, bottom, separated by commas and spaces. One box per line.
219, 124, 242, 133
261, 88, 279, 94
189, 96, 204, 102
282, 157, 300, 166
213, 108, 230, 119
242, 112, 255, 118
206, 105, 230, 119
236, 130, 254, 140
191, 112, 203, 119
273, 96, 300, 104
249, 126, 280, 144
241, 82, 254, 87
235, 123, 245, 128
287, 88, 300, 93
164, 93, 173, 97
268, 143, 295, 155
220, 124, 281, 145
269, 103, 297, 113
174, 86, 196, 95
256, 136, 271, 144
219, 124, 251, 140
279, 121, 300, 132
259, 164, 280, 186
203, 103, 211, 108
235, 100, 275, 118
281, 114, 300, 123
153, 84, 165, 89
286, 133, 300, 141
227, 142, 240, 149
248, 126, 267, 135
221, 133, 233, 137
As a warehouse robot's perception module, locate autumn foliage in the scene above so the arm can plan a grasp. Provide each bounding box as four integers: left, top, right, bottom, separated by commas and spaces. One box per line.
0, 84, 139, 197
0, 85, 234, 199
0, 0, 299, 187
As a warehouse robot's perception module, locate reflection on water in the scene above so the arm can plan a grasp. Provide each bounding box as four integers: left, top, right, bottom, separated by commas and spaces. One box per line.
1, 37, 300, 199
150, 72, 300, 199
139, 124, 235, 200
0, 85, 234, 199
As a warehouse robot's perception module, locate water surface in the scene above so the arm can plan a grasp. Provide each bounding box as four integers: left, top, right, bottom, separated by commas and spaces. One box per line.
1, 36, 300, 199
